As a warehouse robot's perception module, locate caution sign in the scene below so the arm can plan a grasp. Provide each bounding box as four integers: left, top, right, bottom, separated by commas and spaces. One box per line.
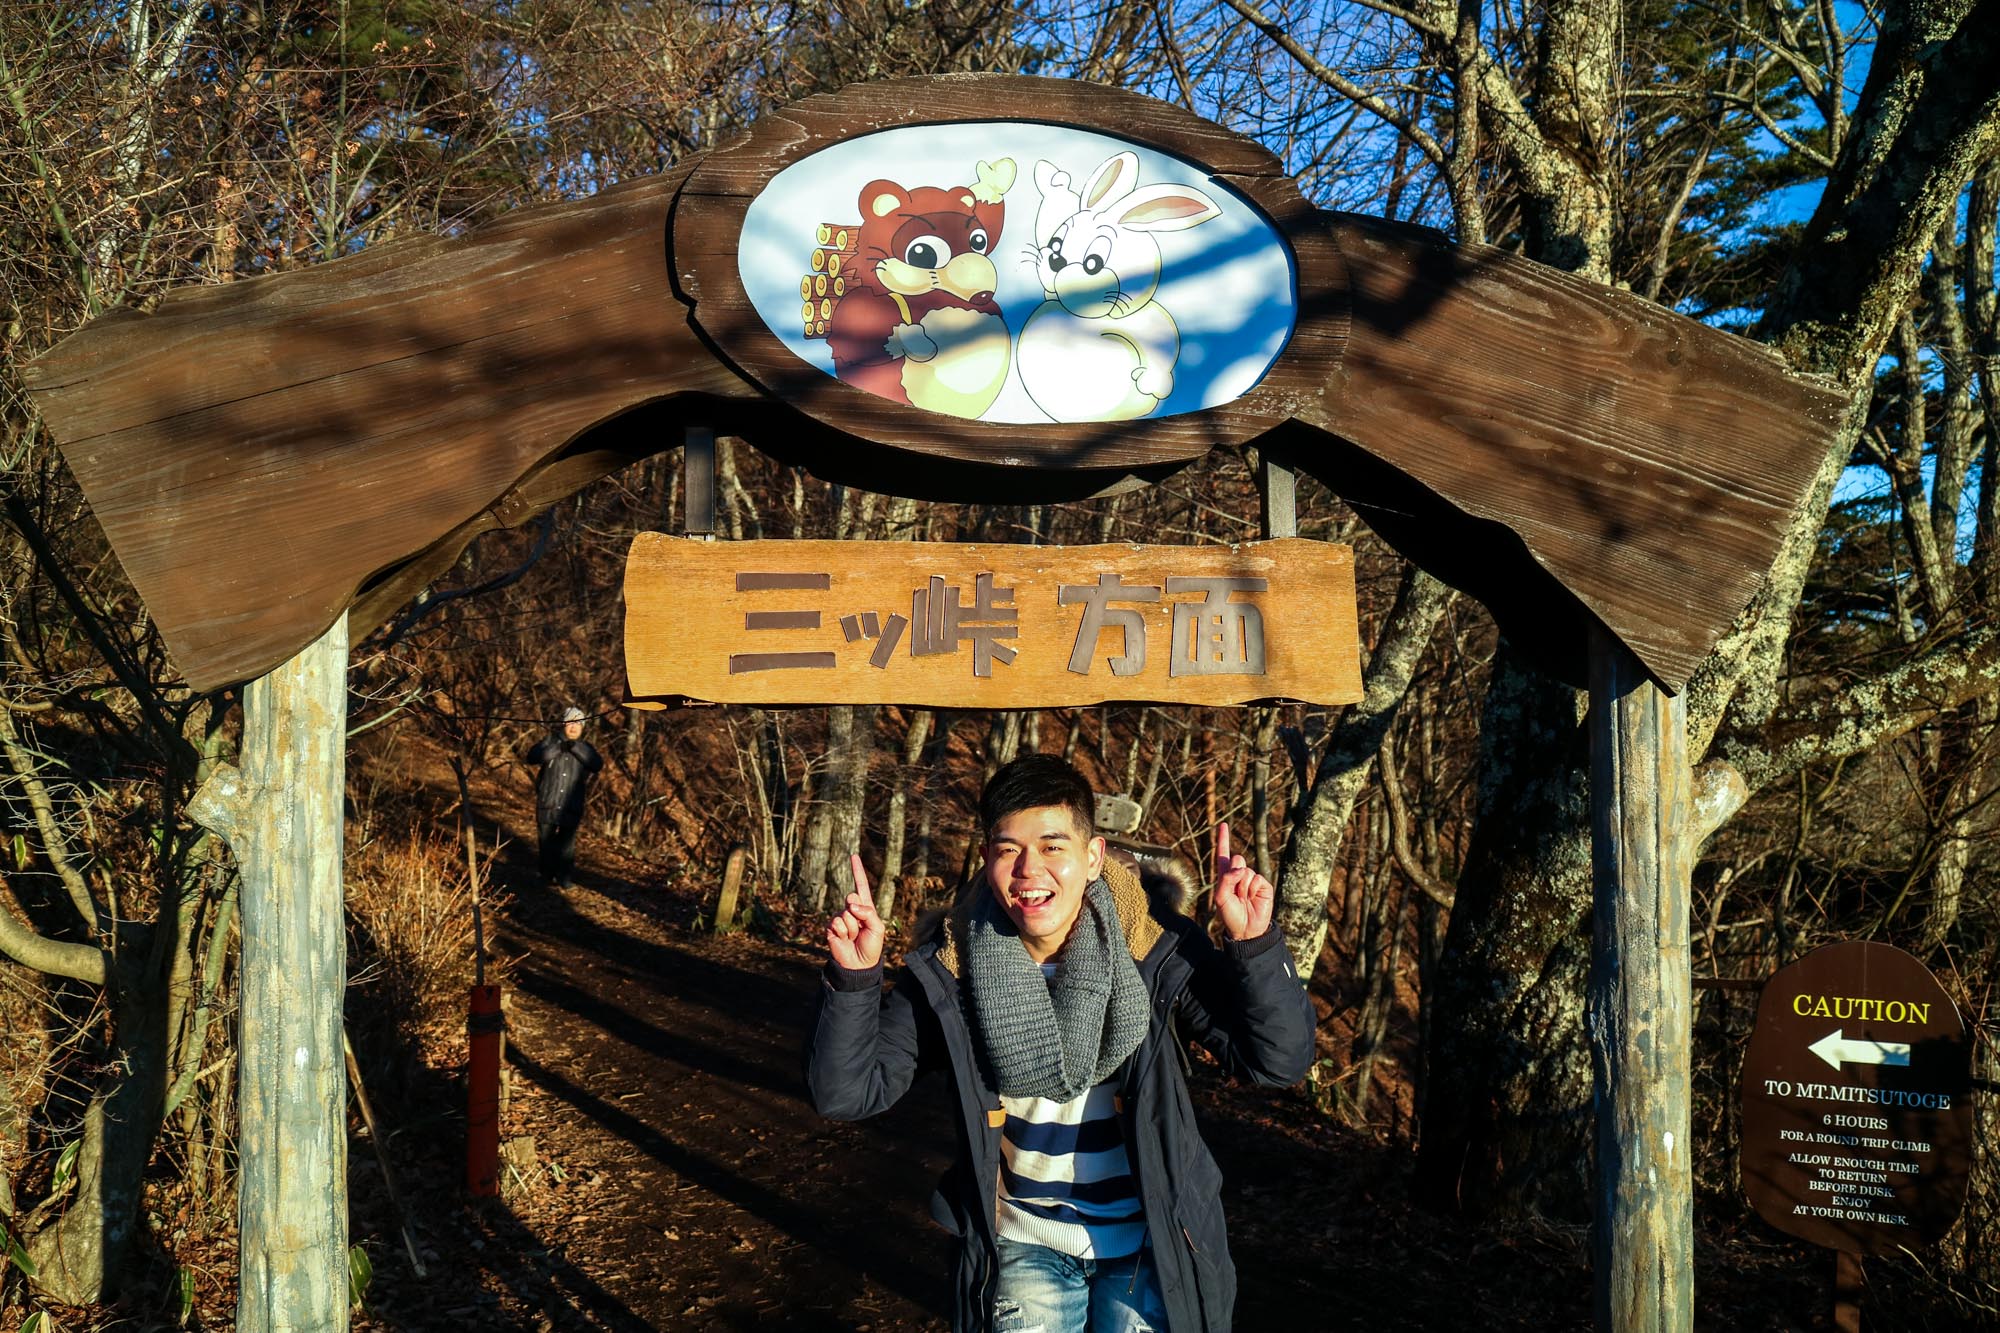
1739, 941, 1973, 1254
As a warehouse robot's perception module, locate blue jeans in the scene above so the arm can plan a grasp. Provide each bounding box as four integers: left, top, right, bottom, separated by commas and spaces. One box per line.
991, 1238, 1167, 1333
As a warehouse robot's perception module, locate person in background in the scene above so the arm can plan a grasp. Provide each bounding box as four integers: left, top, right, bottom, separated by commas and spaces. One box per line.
526, 705, 602, 888
806, 754, 1315, 1332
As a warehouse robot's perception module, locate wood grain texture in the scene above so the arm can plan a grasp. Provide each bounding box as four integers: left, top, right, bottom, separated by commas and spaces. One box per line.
24, 167, 733, 692
21, 76, 1844, 694
1588, 627, 1695, 1333
1309, 214, 1847, 689
624, 535, 1360, 707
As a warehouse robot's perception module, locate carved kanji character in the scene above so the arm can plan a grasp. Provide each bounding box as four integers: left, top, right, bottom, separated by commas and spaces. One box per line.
1058, 573, 1162, 676
1165, 577, 1267, 677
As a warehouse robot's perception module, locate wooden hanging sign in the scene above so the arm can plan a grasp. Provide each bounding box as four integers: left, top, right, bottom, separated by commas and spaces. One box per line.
623, 535, 1359, 707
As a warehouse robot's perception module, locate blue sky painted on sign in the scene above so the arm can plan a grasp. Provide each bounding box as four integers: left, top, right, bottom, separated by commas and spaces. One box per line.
738, 122, 1298, 424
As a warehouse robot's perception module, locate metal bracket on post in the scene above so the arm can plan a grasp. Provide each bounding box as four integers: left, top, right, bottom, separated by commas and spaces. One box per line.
684, 426, 717, 538
1258, 450, 1297, 540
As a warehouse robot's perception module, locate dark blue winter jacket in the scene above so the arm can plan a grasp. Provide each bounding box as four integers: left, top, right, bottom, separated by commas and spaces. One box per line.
805, 860, 1315, 1332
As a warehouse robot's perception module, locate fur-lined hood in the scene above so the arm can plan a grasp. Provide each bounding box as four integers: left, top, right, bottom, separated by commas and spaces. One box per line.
911, 856, 1174, 978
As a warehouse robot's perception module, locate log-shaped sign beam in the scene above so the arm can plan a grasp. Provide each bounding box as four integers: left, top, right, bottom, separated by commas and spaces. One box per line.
22, 75, 1844, 693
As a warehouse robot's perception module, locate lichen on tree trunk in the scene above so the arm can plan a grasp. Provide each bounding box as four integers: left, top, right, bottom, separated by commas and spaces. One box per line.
1414, 640, 1596, 1220
1274, 567, 1451, 979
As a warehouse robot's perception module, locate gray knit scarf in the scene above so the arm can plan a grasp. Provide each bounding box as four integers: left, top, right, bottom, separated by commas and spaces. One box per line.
964, 876, 1150, 1101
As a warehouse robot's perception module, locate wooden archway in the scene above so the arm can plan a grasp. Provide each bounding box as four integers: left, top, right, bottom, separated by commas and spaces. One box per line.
26, 75, 1844, 1333
27, 77, 1839, 697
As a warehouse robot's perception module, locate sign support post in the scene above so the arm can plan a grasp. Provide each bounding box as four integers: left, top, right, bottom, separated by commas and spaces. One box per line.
1587, 624, 1694, 1333
684, 426, 717, 537
1258, 452, 1296, 541
1833, 1251, 1863, 1332
191, 615, 351, 1333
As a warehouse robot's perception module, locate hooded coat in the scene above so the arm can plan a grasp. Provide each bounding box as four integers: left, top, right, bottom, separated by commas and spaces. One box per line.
805, 859, 1315, 1332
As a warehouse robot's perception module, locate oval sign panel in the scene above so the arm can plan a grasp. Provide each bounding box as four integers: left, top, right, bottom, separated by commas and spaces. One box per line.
1739, 940, 1973, 1255
736, 123, 1298, 425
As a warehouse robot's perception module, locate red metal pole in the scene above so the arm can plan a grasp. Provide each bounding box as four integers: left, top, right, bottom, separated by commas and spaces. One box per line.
466, 984, 503, 1196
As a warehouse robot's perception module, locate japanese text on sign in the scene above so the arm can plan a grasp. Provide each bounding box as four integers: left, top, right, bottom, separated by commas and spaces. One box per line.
623, 537, 1361, 709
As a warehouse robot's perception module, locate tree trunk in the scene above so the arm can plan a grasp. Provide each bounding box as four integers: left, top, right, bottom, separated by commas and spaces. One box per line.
985, 709, 1024, 780
1120, 708, 1147, 795
1274, 568, 1451, 979
1962, 1029, 2000, 1283
825, 705, 877, 907
756, 710, 791, 886
1249, 706, 1282, 877
1414, 639, 1594, 1221
1918, 697, 1992, 954
792, 707, 849, 913
0, 1042, 18, 1217
877, 708, 933, 922
1412, 894, 1445, 1130
1349, 811, 1407, 1125
964, 712, 1025, 881
22, 957, 169, 1305
741, 709, 781, 890
911, 799, 937, 900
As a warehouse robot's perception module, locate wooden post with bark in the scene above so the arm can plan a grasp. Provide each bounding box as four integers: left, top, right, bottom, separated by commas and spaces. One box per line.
714, 844, 747, 933
1587, 624, 1693, 1332
189, 615, 351, 1333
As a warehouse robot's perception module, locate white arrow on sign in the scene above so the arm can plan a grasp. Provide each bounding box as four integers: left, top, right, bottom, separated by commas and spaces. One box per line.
1809, 1028, 1911, 1071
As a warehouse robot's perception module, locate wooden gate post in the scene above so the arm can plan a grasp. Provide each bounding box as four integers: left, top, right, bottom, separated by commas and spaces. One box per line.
193, 614, 351, 1332
1587, 625, 1693, 1332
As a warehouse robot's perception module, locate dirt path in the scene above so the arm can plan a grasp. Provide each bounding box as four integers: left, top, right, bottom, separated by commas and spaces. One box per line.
491, 873, 958, 1330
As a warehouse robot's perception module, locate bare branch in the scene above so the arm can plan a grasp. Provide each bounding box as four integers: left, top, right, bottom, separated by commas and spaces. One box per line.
1640, 122, 1714, 302
1719, 626, 2000, 795
1348, 0, 1451, 37
1889, 314, 1954, 619
1217, 0, 1452, 171
378, 506, 558, 649
0, 873, 108, 984
1378, 728, 1456, 909
0, 704, 106, 936
1710, 88, 1835, 169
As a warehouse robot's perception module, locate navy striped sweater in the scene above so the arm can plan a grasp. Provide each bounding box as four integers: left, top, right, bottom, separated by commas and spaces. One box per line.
995, 1077, 1146, 1257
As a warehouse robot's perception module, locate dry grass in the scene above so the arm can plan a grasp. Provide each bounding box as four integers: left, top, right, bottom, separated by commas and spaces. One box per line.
346, 827, 507, 1068
0, 957, 46, 1216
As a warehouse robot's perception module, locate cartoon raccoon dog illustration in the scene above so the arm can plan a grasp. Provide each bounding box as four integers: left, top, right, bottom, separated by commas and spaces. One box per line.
821, 159, 1016, 420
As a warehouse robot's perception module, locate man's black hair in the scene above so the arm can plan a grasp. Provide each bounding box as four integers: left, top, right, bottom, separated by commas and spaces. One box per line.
979, 754, 1096, 842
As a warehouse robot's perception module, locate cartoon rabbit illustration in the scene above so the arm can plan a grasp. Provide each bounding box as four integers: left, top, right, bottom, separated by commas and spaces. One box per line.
1016, 153, 1223, 422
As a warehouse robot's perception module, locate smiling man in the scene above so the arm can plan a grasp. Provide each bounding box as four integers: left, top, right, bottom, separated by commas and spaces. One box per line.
806, 754, 1315, 1333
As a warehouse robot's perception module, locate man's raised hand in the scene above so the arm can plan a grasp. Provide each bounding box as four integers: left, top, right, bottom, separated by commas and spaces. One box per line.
827, 853, 886, 971
1212, 822, 1274, 941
